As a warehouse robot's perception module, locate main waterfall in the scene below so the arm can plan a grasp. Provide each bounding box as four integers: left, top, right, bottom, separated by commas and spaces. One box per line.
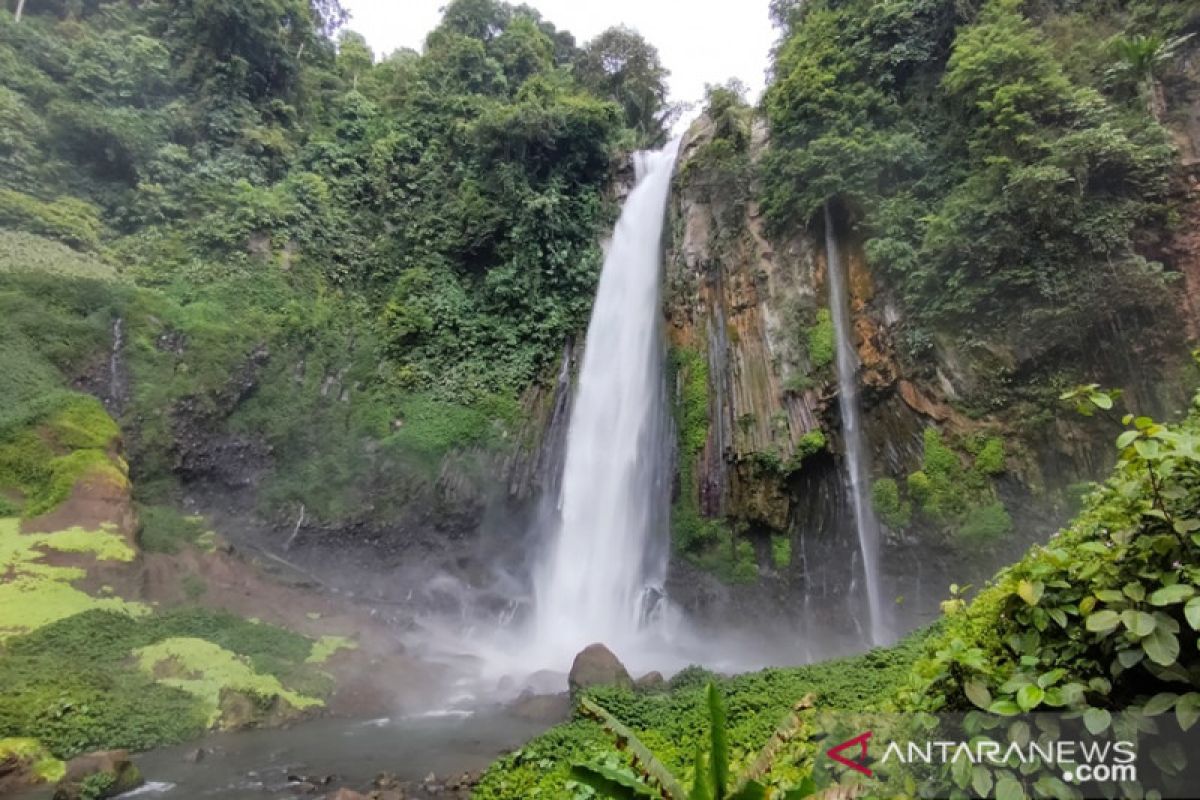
530, 142, 679, 665
823, 203, 886, 646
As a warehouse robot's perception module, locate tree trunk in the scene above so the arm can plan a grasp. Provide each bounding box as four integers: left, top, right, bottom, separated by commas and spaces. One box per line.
15, 0, 27, 23
1147, 77, 1167, 124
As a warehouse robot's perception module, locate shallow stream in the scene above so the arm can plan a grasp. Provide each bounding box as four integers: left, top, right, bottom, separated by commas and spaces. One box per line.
20, 711, 548, 799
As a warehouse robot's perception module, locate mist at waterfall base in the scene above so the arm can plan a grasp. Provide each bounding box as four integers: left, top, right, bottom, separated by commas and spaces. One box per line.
398, 146, 890, 708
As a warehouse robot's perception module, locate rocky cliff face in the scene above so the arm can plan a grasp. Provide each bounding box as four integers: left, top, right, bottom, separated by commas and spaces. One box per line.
661, 108, 1200, 642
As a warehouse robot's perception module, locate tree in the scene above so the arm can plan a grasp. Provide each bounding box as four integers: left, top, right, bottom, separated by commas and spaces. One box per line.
1107, 32, 1195, 122
336, 30, 374, 89
574, 25, 675, 145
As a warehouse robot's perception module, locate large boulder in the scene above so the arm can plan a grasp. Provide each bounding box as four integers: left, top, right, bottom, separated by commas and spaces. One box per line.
54, 750, 141, 800
568, 643, 633, 694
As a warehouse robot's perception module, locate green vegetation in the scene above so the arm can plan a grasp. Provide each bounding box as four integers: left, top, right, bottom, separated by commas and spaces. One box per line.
667, 347, 762, 583
571, 684, 816, 799
890, 388, 1200, 794
870, 477, 911, 530
0, 518, 145, 639
770, 536, 792, 570
137, 505, 210, 554
484, 388, 1200, 797
477, 630, 931, 798
0, 737, 65, 783
883, 427, 1013, 543
133, 637, 322, 726
0, 0, 674, 528
803, 310, 834, 371
763, 0, 1196, 410
0, 608, 334, 758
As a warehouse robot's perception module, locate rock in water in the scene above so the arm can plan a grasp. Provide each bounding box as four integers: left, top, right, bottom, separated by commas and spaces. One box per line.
54, 750, 142, 799
568, 643, 633, 694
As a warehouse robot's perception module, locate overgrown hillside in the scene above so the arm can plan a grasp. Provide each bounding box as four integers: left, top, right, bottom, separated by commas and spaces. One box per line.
657, 0, 1200, 608
0, 0, 672, 536
0, 0, 674, 790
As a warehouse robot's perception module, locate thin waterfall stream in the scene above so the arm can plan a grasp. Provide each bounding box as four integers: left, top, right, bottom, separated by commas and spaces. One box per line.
823, 203, 886, 646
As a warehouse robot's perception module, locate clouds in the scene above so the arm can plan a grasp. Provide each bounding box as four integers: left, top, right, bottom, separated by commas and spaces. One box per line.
340, 0, 775, 109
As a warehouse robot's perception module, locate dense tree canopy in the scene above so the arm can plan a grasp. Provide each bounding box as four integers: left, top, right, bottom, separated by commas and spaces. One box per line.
763, 0, 1197, 409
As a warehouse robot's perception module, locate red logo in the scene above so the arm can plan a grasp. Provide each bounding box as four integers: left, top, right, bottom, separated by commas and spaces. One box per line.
827, 731, 873, 777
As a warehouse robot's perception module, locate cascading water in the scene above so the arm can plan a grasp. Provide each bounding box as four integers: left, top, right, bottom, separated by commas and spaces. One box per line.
823, 203, 886, 646
530, 142, 680, 666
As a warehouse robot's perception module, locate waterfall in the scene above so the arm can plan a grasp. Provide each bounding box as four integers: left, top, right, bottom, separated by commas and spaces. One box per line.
823, 203, 886, 646
108, 316, 124, 413
530, 141, 679, 665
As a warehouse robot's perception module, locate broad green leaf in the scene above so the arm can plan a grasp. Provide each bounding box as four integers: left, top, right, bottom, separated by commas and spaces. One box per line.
1090, 393, 1113, 410
964, 679, 992, 710
1037, 669, 1065, 688
1148, 584, 1194, 606
1143, 692, 1179, 716
1120, 609, 1156, 637
995, 774, 1025, 800
1185, 597, 1200, 630
1086, 610, 1120, 633
1142, 628, 1180, 666
706, 684, 729, 798
1083, 707, 1111, 734
1116, 430, 1139, 449
1116, 648, 1144, 668
1017, 580, 1043, 606
569, 764, 658, 799
1094, 589, 1124, 604
971, 765, 993, 797
779, 777, 816, 800
727, 781, 767, 800
1176, 693, 1200, 732
1122, 582, 1145, 602
989, 699, 1021, 716
1017, 684, 1044, 711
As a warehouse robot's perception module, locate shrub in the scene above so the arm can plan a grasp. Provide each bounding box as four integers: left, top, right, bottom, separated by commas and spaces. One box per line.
871, 477, 911, 529
0, 190, 102, 250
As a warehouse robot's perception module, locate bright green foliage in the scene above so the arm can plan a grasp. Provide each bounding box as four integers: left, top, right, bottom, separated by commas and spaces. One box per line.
477, 631, 931, 798
803, 310, 834, 371
0, 608, 333, 758
571, 684, 817, 800
0, 518, 145, 639
896, 390, 1200, 794
306, 635, 357, 664
0, 190, 102, 250
770, 536, 792, 569
870, 478, 911, 530
668, 347, 728, 556
763, 0, 1188, 409
0, 0, 669, 527
891, 427, 1011, 542
0, 737, 65, 783
133, 637, 322, 726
